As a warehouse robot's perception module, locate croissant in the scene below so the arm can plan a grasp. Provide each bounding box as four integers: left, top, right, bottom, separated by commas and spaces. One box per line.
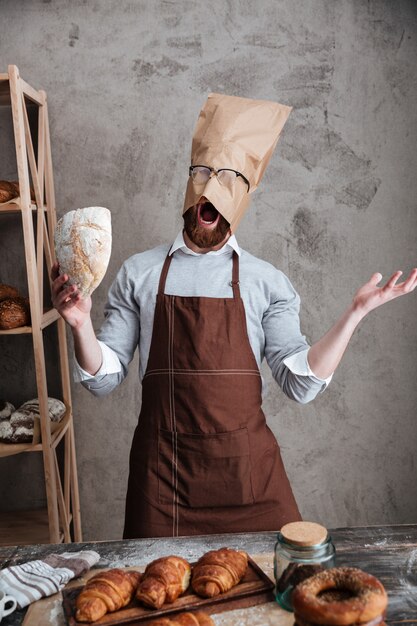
191, 547, 248, 598
135, 555, 191, 609
146, 611, 214, 626
75, 568, 141, 622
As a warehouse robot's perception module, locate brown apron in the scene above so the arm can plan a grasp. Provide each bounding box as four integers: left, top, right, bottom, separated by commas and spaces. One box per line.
123, 251, 301, 538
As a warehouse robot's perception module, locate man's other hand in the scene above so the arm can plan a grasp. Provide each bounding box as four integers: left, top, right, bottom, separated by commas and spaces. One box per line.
51, 262, 92, 329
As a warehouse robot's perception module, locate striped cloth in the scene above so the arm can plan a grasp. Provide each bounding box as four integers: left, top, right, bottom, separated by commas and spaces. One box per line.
0, 550, 100, 608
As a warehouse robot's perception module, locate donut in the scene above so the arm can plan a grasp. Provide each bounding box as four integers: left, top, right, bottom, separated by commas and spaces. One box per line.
292, 567, 388, 625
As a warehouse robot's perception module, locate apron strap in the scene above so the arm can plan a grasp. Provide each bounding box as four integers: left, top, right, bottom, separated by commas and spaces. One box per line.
158, 252, 173, 295
157, 248, 241, 298
231, 251, 241, 298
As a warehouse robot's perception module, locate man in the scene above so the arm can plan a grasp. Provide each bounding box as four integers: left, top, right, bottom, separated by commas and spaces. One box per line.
52, 93, 417, 538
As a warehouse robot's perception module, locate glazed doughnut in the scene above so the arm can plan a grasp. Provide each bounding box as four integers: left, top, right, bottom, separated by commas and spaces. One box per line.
292, 567, 388, 625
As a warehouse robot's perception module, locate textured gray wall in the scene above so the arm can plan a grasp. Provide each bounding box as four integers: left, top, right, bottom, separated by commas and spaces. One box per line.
0, 0, 416, 541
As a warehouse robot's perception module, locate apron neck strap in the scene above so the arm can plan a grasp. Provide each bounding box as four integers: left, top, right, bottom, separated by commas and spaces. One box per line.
231, 251, 241, 298
157, 249, 241, 298
158, 252, 173, 295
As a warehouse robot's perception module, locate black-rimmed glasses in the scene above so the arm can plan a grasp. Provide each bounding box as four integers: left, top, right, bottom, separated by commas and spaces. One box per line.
189, 165, 250, 192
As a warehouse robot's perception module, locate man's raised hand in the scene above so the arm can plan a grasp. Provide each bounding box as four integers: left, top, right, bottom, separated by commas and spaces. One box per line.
352, 268, 417, 317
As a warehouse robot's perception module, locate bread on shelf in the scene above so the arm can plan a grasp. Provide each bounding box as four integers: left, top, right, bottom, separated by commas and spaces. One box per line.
0, 397, 66, 444
0, 296, 30, 330
0, 180, 36, 204
0, 283, 20, 301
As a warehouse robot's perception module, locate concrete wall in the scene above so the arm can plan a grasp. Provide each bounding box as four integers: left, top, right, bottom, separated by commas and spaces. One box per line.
0, 0, 416, 541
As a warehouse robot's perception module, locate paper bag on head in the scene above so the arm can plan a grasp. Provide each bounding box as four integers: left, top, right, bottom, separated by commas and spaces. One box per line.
183, 93, 292, 232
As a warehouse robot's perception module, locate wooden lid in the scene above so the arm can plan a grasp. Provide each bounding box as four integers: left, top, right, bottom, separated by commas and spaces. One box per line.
280, 521, 328, 547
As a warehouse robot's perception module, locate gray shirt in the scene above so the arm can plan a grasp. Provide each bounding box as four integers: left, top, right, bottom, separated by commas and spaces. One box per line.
77, 232, 330, 403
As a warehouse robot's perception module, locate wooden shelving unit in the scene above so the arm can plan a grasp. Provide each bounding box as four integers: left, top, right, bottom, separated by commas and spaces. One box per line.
0, 65, 82, 545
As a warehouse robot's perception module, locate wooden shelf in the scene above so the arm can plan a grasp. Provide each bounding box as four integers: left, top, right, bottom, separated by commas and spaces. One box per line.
0, 308, 60, 335
0, 64, 82, 544
0, 74, 42, 107
0, 408, 72, 456
0, 509, 66, 546
0, 200, 40, 213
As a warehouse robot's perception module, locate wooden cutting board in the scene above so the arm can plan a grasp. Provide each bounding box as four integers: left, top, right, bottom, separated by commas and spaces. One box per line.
62, 557, 274, 625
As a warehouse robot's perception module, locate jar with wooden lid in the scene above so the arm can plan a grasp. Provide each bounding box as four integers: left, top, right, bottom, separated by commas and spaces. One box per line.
274, 521, 336, 611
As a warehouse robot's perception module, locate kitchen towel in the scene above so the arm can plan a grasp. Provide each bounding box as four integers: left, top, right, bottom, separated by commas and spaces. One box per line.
0, 550, 100, 608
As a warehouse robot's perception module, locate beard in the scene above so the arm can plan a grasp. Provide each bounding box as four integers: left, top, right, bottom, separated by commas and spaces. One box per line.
183, 203, 230, 249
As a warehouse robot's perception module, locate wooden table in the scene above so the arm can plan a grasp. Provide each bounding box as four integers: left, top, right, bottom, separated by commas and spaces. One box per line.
0, 525, 416, 625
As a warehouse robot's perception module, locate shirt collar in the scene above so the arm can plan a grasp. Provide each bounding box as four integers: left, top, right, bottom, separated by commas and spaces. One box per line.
169, 230, 241, 257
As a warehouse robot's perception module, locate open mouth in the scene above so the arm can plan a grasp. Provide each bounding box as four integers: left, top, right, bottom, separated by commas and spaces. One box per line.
197, 199, 220, 229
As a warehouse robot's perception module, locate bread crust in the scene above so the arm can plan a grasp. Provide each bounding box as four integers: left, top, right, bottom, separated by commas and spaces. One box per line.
135, 556, 191, 609
146, 612, 214, 626
191, 548, 248, 598
0, 296, 30, 330
0, 284, 20, 301
54, 206, 111, 298
75, 568, 141, 622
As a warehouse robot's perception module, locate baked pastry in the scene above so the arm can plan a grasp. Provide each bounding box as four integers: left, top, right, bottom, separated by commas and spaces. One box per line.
0, 296, 30, 330
54, 206, 112, 298
75, 568, 141, 622
0, 181, 19, 203
135, 556, 191, 609
292, 566, 388, 625
0, 284, 20, 301
191, 548, 248, 598
0, 181, 35, 203
146, 612, 214, 626
0, 397, 66, 444
18, 397, 66, 422
0, 400, 15, 420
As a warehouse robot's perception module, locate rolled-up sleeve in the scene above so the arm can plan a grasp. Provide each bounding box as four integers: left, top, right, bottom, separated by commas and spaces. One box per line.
263, 271, 330, 404
79, 263, 140, 397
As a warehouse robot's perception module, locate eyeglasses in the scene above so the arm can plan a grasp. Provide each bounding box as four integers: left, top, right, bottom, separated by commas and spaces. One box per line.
189, 165, 250, 192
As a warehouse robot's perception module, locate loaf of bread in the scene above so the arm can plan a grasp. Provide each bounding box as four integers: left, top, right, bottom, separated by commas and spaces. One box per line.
75, 568, 141, 622
54, 206, 112, 298
0, 400, 15, 420
18, 397, 66, 422
146, 612, 214, 626
0, 181, 19, 203
0, 296, 30, 329
0, 284, 20, 301
136, 556, 191, 609
191, 548, 248, 598
0, 397, 66, 444
0, 181, 35, 203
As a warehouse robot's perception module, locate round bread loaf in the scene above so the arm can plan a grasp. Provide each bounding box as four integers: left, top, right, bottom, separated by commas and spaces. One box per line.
0, 400, 15, 420
54, 206, 112, 298
0, 397, 66, 444
0, 296, 30, 330
0, 180, 19, 203
18, 397, 66, 422
0, 420, 15, 442
0, 284, 20, 301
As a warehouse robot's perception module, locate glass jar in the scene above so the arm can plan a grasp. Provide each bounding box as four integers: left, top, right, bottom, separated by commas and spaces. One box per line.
274, 521, 336, 611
